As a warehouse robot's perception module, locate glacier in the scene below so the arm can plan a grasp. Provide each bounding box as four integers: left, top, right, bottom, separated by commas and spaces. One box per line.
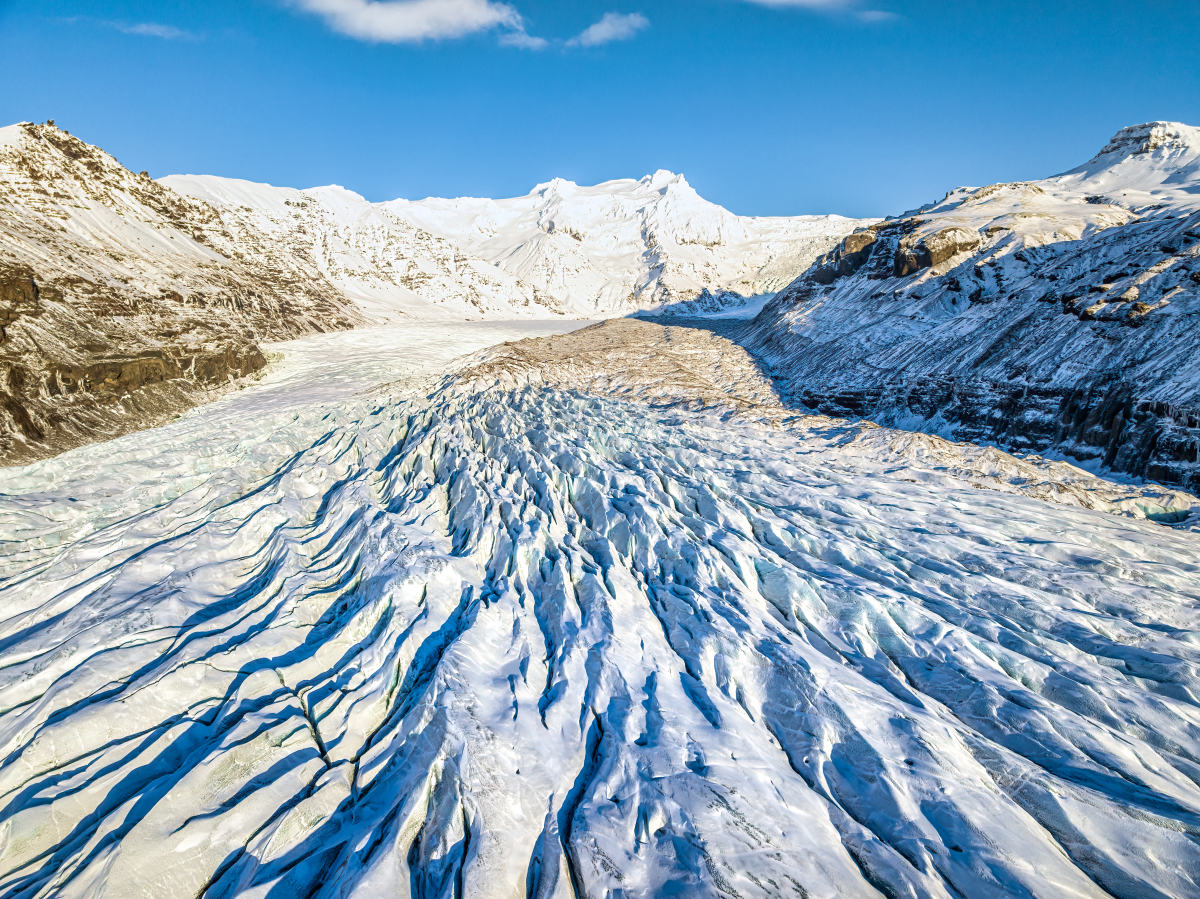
0, 120, 866, 465
2, 320, 1198, 899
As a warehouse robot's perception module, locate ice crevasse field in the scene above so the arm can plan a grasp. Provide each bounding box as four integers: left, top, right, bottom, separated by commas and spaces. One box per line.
0, 321, 1199, 899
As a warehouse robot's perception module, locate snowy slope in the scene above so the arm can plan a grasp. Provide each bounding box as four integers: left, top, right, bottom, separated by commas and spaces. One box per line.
1, 321, 1197, 898
747, 121, 1200, 490
385, 171, 869, 314
0, 121, 582, 464
160, 175, 564, 321
0, 122, 358, 332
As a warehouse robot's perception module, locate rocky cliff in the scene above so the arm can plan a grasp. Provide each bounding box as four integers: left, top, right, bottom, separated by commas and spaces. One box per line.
0, 121, 373, 464
744, 122, 1200, 490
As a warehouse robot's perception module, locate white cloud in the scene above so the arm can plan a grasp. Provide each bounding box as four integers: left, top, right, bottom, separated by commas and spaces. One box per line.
284, 1, 653, 50
91, 21, 198, 39
290, 0, 522, 43
738, 1, 899, 24
737, 0, 853, 7
565, 12, 649, 48
498, 29, 549, 49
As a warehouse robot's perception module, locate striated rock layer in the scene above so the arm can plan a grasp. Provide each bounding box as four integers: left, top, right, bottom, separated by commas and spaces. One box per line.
744, 122, 1200, 490
0, 121, 365, 463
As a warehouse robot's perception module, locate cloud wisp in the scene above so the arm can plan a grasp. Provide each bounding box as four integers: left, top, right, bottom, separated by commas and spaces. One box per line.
118, 22, 198, 39
288, 0, 522, 43
498, 29, 549, 49
63, 17, 202, 40
740, 0, 844, 5
738, 0, 899, 23
285, 1, 651, 50
565, 12, 650, 48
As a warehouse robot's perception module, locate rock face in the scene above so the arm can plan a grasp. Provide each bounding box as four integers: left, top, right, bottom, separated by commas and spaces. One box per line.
0, 257, 270, 464
0, 121, 365, 464
0, 265, 41, 340
745, 121, 1200, 490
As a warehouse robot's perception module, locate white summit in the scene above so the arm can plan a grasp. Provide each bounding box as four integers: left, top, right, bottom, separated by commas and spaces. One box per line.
385, 170, 865, 314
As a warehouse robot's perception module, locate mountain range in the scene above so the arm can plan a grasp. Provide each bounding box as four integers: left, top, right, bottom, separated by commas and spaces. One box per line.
2, 118, 1199, 492
4, 118, 1200, 899
0, 120, 861, 462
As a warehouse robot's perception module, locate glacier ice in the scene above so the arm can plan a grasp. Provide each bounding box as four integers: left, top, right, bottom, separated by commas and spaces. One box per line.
1, 323, 1199, 898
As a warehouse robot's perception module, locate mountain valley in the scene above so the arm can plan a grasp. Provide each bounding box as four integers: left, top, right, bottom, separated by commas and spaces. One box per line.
1, 118, 1199, 899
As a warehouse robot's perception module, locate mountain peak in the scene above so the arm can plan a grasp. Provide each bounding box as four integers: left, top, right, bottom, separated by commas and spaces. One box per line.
1051, 120, 1200, 203
641, 169, 684, 190
531, 177, 578, 198
1088, 121, 1200, 164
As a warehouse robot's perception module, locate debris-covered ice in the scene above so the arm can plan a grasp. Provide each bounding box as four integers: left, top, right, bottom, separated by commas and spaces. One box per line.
1, 322, 1198, 899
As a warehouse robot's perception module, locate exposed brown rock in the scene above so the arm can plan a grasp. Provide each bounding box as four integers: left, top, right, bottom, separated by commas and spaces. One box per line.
0, 123, 365, 465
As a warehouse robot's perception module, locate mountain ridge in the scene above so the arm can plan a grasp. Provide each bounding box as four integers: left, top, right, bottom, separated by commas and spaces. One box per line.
381, 167, 866, 314
0, 120, 364, 464
742, 119, 1200, 490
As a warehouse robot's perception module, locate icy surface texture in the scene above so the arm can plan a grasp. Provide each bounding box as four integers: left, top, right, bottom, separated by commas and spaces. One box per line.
2, 323, 1199, 898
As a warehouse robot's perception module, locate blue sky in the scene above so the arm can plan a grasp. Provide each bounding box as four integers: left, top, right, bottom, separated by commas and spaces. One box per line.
1, 1, 1197, 217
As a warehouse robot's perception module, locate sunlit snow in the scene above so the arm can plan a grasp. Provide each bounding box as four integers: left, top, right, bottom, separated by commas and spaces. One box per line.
1, 323, 1198, 898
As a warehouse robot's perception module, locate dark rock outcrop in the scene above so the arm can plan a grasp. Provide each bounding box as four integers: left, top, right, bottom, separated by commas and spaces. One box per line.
0, 263, 270, 465
0, 264, 41, 341
811, 228, 880, 284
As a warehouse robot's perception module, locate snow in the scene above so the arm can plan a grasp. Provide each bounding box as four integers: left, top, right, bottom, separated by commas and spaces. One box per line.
158, 173, 309, 213
160, 173, 566, 321
157, 169, 864, 321
2, 322, 1198, 898
904, 120, 1200, 242
743, 120, 1200, 491
385, 170, 867, 313
1051, 121, 1200, 207
0, 123, 28, 151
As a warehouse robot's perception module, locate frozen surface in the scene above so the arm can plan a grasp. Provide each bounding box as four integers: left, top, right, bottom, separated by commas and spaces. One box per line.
746, 121, 1200, 490
1, 323, 1199, 898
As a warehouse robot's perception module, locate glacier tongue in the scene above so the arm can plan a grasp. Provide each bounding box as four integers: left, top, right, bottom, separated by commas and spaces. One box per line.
2, 324, 1199, 899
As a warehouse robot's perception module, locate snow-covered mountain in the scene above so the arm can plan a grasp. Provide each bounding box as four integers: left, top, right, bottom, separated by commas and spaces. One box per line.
161, 169, 867, 319
0, 121, 579, 464
158, 175, 562, 321
5, 118, 1200, 899
0, 119, 865, 463
746, 121, 1200, 490
386, 170, 866, 314
0, 121, 364, 465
